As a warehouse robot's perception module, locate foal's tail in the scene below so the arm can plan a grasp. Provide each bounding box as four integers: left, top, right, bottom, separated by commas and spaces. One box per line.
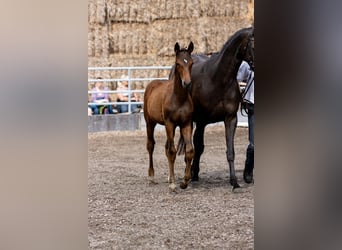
177, 135, 186, 155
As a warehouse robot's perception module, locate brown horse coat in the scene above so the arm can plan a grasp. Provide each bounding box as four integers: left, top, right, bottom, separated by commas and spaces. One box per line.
144, 42, 194, 191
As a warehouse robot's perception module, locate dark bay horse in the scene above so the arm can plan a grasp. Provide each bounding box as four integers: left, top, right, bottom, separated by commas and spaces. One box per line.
177, 27, 254, 190
143, 42, 194, 192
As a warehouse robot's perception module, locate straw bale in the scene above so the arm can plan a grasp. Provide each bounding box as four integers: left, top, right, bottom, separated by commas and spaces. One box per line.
88, 27, 95, 57
247, 0, 254, 24
88, 0, 97, 24
88, 0, 254, 68
101, 27, 109, 58
96, 0, 106, 24
94, 26, 102, 57
106, 0, 150, 24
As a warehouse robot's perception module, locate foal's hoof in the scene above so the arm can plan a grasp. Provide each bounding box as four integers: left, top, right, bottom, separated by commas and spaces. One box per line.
179, 182, 188, 189
243, 171, 254, 184
169, 183, 177, 192
148, 181, 158, 186
148, 176, 158, 185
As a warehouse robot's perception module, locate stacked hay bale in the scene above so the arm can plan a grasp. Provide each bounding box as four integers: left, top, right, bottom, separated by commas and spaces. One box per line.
88, 0, 254, 91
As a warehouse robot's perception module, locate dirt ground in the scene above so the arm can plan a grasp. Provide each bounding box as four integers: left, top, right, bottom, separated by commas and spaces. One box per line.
88, 125, 254, 249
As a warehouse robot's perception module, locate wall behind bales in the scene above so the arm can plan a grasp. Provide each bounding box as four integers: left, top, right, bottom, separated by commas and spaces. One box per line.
88, 0, 254, 88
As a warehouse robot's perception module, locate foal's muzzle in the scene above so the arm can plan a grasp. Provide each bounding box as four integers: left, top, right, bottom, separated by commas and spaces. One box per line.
182, 80, 192, 90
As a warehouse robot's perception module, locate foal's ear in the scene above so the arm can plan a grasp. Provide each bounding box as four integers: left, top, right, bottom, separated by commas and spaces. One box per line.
187, 41, 194, 54
174, 42, 180, 53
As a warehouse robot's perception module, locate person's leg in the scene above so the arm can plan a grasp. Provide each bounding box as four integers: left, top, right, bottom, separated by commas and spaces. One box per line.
90, 104, 99, 115
131, 103, 141, 113
116, 104, 122, 113
117, 104, 128, 113
244, 103, 254, 183
247, 103, 254, 147
107, 105, 114, 114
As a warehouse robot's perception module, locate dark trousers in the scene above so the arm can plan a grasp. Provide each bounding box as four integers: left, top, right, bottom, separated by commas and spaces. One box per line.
116, 100, 140, 113
247, 103, 254, 151
244, 103, 254, 183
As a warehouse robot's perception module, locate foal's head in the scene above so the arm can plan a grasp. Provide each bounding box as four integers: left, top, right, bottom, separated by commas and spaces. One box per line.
174, 41, 194, 89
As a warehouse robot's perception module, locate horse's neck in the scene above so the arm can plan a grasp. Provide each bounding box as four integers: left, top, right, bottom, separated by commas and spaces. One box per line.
173, 69, 188, 101
212, 36, 244, 83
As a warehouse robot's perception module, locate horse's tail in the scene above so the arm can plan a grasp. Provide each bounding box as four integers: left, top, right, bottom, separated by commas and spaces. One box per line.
177, 134, 186, 155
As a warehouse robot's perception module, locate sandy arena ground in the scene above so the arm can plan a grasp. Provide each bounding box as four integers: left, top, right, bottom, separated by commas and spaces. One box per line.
88, 125, 254, 249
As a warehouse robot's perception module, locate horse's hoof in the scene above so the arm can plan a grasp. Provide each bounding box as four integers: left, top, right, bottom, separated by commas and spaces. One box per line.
231, 182, 241, 190
179, 182, 188, 189
243, 171, 254, 184
232, 185, 243, 193
231, 181, 242, 193
191, 175, 199, 182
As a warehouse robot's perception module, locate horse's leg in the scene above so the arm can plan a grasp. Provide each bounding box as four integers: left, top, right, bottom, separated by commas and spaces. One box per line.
165, 123, 177, 192
224, 115, 240, 190
191, 123, 206, 181
146, 121, 157, 184
179, 123, 194, 189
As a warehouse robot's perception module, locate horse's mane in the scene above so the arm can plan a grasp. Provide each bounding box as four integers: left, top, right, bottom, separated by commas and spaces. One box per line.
189, 27, 253, 63
220, 27, 253, 53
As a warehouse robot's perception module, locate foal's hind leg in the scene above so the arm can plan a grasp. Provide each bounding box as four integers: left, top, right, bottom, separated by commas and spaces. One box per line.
146, 121, 157, 184
165, 123, 177, 191
179, 124, 194, 189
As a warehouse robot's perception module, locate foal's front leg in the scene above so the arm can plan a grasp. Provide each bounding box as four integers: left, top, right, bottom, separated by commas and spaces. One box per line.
165, 123, 177, 192
146, 121, 156, 184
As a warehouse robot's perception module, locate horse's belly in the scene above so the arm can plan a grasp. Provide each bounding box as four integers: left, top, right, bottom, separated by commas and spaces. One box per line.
146, 102, 164, 124
167, 106, 193, 126
193, 101, 238, 123
144, 82, 168, 124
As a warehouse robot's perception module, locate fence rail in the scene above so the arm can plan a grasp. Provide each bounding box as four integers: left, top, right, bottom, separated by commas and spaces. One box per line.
88, 66, 172, 113
88, 66, 245, 114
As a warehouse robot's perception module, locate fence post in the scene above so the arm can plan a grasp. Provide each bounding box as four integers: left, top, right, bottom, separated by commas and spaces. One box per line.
127, 68, 132, 113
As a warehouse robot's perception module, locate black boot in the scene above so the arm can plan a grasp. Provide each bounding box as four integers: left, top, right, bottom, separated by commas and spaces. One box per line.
243, 147, 254, 183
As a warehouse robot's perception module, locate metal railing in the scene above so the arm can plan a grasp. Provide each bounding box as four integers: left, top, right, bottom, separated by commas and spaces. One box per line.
88, 66, 172, 113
